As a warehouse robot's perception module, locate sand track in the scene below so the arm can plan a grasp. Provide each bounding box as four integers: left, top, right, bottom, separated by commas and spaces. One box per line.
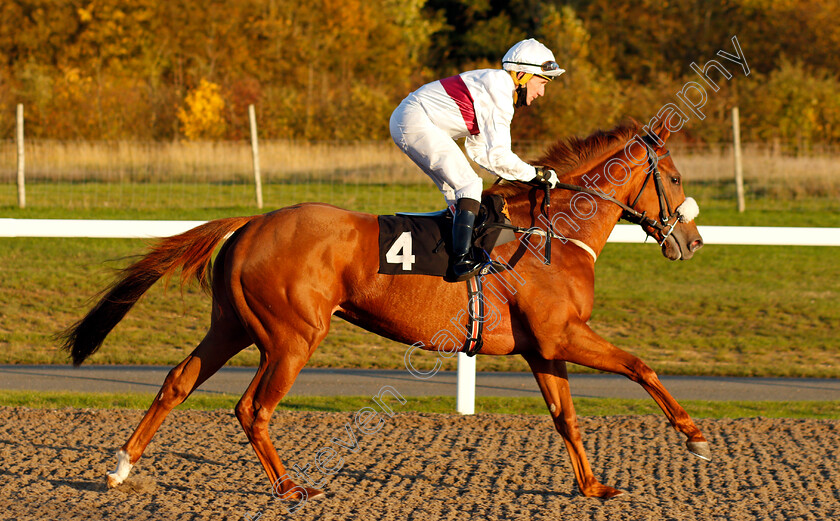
1, 407, 838, 520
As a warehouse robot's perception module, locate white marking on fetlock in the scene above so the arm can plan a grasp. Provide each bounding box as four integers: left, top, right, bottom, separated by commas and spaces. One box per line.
106, 450, 134, 488
549, 403, 557, 414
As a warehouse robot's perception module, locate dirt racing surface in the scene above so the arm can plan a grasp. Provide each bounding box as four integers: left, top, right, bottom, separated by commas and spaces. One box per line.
0, 407, 838, 520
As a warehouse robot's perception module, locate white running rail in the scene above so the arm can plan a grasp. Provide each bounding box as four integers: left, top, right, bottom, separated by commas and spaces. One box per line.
3, 219, 838, 414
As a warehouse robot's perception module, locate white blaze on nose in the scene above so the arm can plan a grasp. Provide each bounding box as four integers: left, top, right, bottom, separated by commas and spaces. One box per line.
676, 197, 699, 223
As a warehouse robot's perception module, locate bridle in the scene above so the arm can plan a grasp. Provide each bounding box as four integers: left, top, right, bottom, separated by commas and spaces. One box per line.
621, 141, 682, 245
547, 140, 685, 243
490, 139, 689, 266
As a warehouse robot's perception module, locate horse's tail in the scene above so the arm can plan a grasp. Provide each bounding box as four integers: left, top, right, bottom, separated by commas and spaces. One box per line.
60, 216, 258, 366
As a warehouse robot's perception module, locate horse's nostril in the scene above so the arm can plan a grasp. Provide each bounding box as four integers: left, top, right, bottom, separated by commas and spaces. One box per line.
690, 238, 704, 252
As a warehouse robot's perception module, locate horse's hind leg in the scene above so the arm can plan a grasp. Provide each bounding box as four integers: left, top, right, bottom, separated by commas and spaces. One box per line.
234, 327, 329, 502
106, 305, 252, 488
524, 354, 624, 499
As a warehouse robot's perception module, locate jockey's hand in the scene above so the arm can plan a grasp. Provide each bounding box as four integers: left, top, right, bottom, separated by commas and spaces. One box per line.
533, 167, 559, 188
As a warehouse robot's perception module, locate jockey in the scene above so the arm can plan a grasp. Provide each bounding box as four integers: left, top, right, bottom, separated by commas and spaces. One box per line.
390, 38, 565, 281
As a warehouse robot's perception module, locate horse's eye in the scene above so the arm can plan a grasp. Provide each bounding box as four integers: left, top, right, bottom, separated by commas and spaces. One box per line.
671, 176, 680, 185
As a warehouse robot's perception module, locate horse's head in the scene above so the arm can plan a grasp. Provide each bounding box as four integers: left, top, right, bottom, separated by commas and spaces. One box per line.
488, 121, 703, 262
624, 122, 703, 260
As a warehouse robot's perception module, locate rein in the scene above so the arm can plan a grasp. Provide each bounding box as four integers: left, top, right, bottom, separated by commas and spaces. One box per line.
489, 142, 684, 264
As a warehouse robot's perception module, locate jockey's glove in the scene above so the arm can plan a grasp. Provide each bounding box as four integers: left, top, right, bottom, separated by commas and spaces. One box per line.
533, 166, 559, 188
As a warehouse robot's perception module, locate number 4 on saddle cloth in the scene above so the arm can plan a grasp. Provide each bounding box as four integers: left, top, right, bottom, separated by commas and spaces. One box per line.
377, 194, 515, 356
377, 194, 515, 280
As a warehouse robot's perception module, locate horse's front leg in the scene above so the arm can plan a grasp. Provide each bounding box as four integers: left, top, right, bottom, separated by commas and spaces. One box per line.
523, 354, 624, 499
540, 320, 711, 461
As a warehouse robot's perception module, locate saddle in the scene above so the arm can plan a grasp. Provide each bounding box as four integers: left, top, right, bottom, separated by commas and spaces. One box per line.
377, 194, 514, 280
377, 194, 515, 357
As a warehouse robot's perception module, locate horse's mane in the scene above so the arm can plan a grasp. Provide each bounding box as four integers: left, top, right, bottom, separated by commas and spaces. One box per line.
487, 121, 641, 198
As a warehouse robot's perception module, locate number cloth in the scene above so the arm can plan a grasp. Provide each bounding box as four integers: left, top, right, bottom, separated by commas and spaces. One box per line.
377, 195, 511, 277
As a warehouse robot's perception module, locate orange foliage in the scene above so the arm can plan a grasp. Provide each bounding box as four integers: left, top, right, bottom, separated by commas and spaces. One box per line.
177, 80, 227, 140
0, 0, 838, 144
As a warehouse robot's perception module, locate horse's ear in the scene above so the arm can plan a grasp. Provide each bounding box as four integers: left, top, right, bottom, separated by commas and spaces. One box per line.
652, 117, 671, 145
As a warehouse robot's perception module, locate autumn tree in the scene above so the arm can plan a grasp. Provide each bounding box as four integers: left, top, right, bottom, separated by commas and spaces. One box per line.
0, 0, 838, 144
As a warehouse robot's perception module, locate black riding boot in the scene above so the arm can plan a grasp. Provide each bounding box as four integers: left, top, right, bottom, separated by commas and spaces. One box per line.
451, 199, 482, 281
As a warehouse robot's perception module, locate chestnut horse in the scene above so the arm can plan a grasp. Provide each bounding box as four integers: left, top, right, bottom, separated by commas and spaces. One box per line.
61, 120, 707, 501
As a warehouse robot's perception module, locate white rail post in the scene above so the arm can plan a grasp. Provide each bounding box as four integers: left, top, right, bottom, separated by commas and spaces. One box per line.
249, 104, 264, 209
16, 103, 25, 209
456, 352, 476, 415
732, 106, 745, 213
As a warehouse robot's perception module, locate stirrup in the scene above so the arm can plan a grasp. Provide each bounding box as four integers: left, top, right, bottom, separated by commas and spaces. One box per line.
478, 259, 508, 276
452, 256, 482, 282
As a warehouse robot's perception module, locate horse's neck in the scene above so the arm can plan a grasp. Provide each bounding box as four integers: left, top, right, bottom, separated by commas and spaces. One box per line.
555, 188, 625, 259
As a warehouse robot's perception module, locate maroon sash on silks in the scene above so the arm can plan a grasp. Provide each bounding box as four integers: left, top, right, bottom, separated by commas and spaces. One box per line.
440, 75, 479, 135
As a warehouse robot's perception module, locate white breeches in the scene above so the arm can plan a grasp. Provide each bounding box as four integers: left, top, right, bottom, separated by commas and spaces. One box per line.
390, 102, 484, 206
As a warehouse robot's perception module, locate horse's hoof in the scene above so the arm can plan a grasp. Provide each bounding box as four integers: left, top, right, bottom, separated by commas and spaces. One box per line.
686, 440, 712, 461
106, 472, 123, 489
275, 485, 324, 502
584, 483, 625, 499
603, 488, 625, 499
106, 449, 133, 489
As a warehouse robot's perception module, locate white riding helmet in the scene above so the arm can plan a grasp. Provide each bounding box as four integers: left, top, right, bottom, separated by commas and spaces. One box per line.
502, 38, 565, 79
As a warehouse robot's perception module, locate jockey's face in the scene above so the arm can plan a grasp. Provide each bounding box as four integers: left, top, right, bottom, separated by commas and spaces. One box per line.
525, 76, 550, 105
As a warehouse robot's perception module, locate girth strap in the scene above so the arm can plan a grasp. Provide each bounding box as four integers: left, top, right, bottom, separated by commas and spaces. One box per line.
462, 276, 484, 357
